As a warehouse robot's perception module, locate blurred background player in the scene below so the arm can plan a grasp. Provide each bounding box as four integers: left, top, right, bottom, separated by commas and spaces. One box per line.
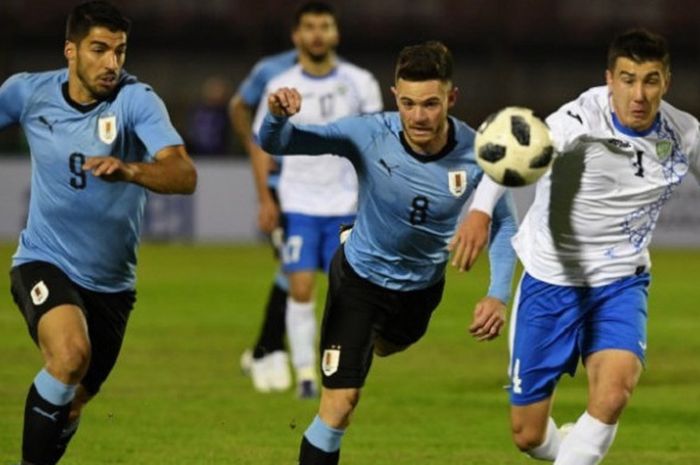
230, 45, 296, 394
259, 40, 517, 464
234, 1, 383, 397
0, 1, 197, 464
253, 1, 383, 398
471, 29, 700, 465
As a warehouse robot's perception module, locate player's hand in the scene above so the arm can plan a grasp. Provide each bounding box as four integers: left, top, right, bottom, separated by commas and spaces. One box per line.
469, 296, 506, 342
448, 209, 491, 272
83, 156, 136, 182
267, 87, 302, 117
258, 196, 280, 234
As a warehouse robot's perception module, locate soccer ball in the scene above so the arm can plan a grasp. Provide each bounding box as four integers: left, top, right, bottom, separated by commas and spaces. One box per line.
475, 107, 554, 187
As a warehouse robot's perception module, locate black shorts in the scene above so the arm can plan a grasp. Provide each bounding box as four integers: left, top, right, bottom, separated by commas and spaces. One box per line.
320, 246, 445, 389
10, 261, 136, 396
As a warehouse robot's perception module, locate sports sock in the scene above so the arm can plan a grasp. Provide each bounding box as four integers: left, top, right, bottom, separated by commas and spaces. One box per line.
23, 369, 77, 465
299, 415, 344, 465
554, 411, 618, 465
253, 281, 288, 359
286, 298, 316, 373
527, 417, 561, 460
47, 417, 81, 463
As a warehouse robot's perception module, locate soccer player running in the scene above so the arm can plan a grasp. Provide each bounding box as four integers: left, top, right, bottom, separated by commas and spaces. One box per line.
0, 2, 197, 464
472, 29, 700, 464
233, 2, 383, 398
259, 41, 518, 464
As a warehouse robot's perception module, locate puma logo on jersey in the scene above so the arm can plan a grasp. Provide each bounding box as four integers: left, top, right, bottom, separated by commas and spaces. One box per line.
607, 138, 631, 150
566, 110, 583, 125
379, 159, 399, 176
38, 116, 55, 133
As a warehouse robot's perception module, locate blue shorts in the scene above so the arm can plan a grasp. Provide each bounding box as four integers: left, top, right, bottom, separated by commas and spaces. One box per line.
281, 213, 355, 273
508, 271, 650, 406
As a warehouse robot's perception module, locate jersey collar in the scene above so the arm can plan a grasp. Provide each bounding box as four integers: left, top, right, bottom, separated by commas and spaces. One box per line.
611, 111, 660, 137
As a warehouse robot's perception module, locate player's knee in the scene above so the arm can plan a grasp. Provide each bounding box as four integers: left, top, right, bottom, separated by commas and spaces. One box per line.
511, 421, 546, 452
47, 339, 91, 383
590, 387, 633, 423
373, 338, 408, 357
289, 280, 314, 302
320, 388, 360, 428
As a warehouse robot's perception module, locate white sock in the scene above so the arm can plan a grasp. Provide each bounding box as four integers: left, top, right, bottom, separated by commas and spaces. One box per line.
527, 417, 561, 461
554, 411, 618, 465
286, 298, 316, 374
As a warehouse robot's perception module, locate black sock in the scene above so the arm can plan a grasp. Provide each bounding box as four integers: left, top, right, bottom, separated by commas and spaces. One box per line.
253, 282, 288, 358
299, 436, 340, 465
23, 384, 72, 465
47, 417, 80, 464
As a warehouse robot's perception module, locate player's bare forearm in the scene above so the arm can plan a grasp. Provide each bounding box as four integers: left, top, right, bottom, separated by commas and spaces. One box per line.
468, 296, 506, 342
449, 209, 491, 272
84, 145, 197, 194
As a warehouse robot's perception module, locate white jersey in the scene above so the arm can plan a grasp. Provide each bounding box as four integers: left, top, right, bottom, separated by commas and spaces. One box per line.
514, 85, 700, 287
253, 62, 382, 216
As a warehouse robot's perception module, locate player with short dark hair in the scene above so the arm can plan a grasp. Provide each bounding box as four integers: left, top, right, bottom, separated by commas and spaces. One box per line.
260, 40, 518, 465
231, 1, 381, 398
472, 29, 700, 465
0, 1, 197, 463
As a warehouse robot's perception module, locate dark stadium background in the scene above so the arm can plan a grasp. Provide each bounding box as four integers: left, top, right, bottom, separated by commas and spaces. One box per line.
2, 0, 700, 155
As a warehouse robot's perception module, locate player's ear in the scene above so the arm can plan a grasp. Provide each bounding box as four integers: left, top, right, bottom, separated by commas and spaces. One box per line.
64, 40, 76, 63
448, 85, 459, 108
605, 69, 613, 89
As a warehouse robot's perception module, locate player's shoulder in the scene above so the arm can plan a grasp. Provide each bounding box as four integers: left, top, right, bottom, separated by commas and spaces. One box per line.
251, 49, 297, 78
336, 61, 376, 80
549, 85, 608, 130
114, 71, 161, 101
659, 99, 700, 137
265, 63, 303, 87
3, 68, 66, 90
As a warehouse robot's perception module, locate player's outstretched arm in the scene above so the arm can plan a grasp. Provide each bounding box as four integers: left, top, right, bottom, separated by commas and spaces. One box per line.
229, 93, 278, 233
82, 144, 197, 194
449, 210, 491, 272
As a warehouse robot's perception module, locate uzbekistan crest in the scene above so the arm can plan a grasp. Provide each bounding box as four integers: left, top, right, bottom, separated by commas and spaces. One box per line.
448, 170, 468, 197
321, 347, 341, 376
98, 113, 117, 144
656, 140, 673, 160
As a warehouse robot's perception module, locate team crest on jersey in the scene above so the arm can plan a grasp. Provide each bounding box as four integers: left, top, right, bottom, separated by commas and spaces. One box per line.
30, 280, 49, 306
322, 348, 341, 376
448, 170, 468, 197
98, 114, 117, 144
656, 140, 672, 160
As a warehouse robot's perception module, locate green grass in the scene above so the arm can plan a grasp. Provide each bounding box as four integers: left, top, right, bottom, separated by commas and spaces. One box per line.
1, 243, 699, 464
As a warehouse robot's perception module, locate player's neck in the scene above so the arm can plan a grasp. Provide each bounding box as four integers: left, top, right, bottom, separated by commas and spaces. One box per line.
298, 52, 337, 77
67, 77, 97, 105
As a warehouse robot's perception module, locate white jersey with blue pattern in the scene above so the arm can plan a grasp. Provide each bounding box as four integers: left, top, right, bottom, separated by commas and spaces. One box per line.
514, 85, 700, 287
0, 69, 183, 292
259, 111, 518, 298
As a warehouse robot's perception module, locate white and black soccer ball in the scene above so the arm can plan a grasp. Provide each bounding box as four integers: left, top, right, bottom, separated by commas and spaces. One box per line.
475, 106, 554, 187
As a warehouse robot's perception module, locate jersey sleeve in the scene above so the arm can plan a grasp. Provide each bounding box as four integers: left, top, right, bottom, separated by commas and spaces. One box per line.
360, 72, 383, 113
258, 112, 371, 162
237, 60, 273, 108
0, 73, 31, 130
486, 190, 518, 303
546, 100, 589, 154
126, 85, 184, 160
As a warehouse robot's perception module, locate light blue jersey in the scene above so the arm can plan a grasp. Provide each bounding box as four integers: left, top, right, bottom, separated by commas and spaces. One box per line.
260, 112, 517, 299
237, 49, 297, 190
0, 69, 183, 292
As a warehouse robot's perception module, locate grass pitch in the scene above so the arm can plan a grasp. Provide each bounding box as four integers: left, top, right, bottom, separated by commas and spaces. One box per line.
1, 243, 699, 464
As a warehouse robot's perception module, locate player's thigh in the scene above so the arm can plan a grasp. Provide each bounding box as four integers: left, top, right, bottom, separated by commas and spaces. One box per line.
10, 261, 88, 346
78, 287, 136, 396
320, 214, 356, 273
582, 273, 650, 364
508, 272, 586, 406
320, 246, 382, 389
281, 213, 322, 273
376, 278, 445, 351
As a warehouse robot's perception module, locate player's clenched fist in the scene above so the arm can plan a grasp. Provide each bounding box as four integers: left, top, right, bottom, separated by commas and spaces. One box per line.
267, 87, 302, 117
